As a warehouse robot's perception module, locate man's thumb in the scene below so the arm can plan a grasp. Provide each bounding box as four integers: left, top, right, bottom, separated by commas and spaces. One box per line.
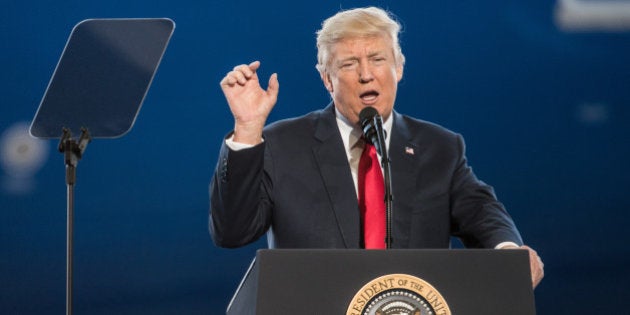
267, 73, 279, 98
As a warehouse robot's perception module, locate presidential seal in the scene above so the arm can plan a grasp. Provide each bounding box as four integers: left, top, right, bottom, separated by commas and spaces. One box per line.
346, 274, 451, 315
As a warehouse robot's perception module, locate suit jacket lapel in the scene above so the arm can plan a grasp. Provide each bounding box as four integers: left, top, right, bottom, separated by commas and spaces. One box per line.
311, 104, 360, 248
390, 112, 418, 170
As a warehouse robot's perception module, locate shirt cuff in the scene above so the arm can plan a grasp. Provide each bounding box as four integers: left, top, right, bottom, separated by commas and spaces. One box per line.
225, 134, 263, 151
494, 241, 520, 249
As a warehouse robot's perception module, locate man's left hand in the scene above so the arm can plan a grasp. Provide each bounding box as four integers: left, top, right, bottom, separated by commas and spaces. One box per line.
502, 244, 544, 288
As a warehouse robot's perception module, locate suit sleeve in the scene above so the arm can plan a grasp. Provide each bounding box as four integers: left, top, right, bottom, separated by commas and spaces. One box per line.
209, 138, 273, 248
449, 134, 524, 248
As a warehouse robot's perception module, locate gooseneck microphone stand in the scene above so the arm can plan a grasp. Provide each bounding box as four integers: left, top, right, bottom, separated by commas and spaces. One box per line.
58, 127, 91, 315
374, 119, 393, 249
359, 107, 393, 249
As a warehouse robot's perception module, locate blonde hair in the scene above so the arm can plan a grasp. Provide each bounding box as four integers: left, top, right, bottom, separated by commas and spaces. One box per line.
315, 7, 405, 75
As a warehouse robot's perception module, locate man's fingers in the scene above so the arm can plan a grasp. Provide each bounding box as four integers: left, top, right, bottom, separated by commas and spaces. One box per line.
521, 245, 544, 288
248, 60, 261, 72
267, 73, 279, 99
507, 245, 544, 289
223, 62, 260, 86
231, 61, 260, 78
221, 69, 252, 87
220, 62, 279, 110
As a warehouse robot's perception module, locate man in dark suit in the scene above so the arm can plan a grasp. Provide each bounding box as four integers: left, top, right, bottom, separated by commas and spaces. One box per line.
210, 7, 543, 287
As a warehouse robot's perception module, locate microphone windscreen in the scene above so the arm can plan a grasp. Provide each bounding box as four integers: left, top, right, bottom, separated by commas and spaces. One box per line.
359, 106, 380, 150
359, 107, 378, 123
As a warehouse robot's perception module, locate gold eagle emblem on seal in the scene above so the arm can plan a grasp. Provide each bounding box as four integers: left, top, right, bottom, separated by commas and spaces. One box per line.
346, 274, 451, 315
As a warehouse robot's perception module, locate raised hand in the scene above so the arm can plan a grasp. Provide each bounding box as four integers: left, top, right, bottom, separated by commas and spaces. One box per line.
220, 61, 279, 144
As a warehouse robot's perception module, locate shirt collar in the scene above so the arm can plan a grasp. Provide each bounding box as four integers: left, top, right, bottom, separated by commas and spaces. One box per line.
334, 106, 393, 151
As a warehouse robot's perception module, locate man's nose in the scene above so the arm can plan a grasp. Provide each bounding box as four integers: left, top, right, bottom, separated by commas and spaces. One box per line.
358, 63, 374, 83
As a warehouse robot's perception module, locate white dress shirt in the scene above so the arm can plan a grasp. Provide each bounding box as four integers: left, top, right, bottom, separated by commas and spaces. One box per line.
334, 107, 392, 197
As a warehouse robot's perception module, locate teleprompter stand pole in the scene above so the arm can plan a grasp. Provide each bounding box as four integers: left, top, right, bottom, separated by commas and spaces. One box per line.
58, 127, 91, 315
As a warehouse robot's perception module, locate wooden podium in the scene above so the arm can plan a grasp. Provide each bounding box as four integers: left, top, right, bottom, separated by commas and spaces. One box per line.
226, 249, 535, 314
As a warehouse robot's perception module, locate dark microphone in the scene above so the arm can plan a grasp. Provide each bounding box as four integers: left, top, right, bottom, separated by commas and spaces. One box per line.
359, 107, 385, 157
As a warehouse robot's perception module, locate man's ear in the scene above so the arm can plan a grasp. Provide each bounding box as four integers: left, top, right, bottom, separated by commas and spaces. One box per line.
396, 64, 404, 82
321, 72, 333, 92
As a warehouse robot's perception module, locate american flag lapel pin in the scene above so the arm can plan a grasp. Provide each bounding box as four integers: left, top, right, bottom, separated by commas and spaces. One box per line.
405, 146, 415, 155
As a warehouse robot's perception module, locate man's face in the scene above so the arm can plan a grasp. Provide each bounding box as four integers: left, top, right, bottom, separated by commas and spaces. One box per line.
322, 35, 403, 125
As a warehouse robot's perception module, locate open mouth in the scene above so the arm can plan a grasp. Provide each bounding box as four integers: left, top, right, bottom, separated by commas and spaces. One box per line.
360, 90, 379, 104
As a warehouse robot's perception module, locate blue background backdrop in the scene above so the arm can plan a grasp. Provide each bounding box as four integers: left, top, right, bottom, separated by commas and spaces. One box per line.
2, 0, 629, 313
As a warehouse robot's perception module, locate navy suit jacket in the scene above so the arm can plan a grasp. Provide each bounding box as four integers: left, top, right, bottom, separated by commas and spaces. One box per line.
210, 104, 522, 249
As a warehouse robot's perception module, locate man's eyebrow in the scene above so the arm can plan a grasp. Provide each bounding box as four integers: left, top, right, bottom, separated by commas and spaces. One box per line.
339, 56, 359, 61
367, 51, 386, 57
337, 51, 385, 63
336, 56, 359, 64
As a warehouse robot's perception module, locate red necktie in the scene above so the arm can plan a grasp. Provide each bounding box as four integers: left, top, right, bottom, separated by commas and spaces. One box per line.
358, 142, 386, 249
